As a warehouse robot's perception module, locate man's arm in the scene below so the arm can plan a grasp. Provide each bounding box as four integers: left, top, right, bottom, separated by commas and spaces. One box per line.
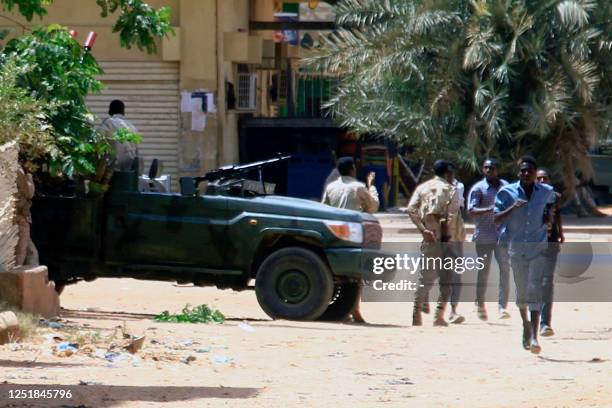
494, 190, 525, 224
406, 186, 436, 242
467, 187, 493, 216
357, 184, 379, 213
554, 192, 564, 243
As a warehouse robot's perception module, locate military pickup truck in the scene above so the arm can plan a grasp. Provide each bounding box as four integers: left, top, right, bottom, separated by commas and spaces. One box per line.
31, 157, 383, 321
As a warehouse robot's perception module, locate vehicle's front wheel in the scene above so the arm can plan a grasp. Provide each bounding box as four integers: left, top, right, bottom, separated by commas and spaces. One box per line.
255, 247, 333, 321
318, 282, 361, 321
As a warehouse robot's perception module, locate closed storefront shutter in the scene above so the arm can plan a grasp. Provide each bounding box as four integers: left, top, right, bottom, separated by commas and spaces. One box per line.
87, 61, 180, 190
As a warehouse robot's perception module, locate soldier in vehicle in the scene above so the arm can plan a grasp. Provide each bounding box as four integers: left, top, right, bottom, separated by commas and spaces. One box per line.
407, 160, 458, 326
99, 99, 139, 171
322, 156, 379, 322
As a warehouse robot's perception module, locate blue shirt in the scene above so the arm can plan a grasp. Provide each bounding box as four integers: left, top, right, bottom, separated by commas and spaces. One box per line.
468, 178, 508, 243
494, 181, 556, 259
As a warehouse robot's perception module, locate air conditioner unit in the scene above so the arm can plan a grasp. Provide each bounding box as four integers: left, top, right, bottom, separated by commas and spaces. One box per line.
237, 73, 257, 111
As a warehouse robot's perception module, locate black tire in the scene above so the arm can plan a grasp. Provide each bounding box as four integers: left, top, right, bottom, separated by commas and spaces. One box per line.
318, 282, 361, 321
255, 247, 333, 321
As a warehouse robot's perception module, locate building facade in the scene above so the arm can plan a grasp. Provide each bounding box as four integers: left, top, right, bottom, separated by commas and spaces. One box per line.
1, 0, 341, 191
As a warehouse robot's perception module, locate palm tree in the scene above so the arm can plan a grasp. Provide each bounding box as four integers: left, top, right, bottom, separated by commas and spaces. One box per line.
308, 0, 612, 215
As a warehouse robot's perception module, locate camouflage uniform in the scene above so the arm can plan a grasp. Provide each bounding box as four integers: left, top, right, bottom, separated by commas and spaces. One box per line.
15, 167, 38, 266
406, 176, 457, 324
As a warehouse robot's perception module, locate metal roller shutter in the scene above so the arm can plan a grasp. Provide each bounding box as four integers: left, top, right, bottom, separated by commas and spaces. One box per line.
87, 61, 180, 190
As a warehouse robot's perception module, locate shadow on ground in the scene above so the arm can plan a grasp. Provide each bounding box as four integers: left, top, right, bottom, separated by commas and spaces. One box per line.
0, 384, 260, 407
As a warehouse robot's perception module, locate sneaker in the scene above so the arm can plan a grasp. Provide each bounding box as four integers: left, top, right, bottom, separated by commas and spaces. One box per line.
540, 325, 555, 337
499, 309, 511, 319
476, 306, 488, 321
448, 312, 465, 324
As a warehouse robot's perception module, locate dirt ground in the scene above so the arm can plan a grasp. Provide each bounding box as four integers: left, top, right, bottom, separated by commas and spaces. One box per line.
1, 278, 611, 408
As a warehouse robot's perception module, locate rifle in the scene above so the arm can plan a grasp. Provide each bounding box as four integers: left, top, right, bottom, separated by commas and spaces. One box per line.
193, 155, 291, 192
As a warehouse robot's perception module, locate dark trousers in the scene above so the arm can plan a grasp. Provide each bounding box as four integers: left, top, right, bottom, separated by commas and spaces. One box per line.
541, 245, 560, 326
475, 243, 511, 309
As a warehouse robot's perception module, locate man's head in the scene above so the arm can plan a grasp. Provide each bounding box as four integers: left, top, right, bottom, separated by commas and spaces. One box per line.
109, 99, 125, 116
433, 159, 455, 183
337, 156, 356, 177
518, 155, 537, 186
482, 158, 499, 181
536, 169, 551, 184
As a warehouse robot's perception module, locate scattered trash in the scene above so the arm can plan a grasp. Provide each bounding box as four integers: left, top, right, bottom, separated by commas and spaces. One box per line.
181, 355, 197, 364
196, 346, 211, 353
238, 323, 256, 333
212, 355, 234, 365
385, 378, 414, 385
38, 318, 64, 329
131, 356, 142, 366
150, 339, 160, 345
54, 342, 78, 357
104, 352, 131, 364
180, 339, 194, 347
124, 335, 146, 354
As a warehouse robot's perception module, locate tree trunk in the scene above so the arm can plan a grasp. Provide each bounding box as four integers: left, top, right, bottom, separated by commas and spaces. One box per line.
572, 185, 607, 217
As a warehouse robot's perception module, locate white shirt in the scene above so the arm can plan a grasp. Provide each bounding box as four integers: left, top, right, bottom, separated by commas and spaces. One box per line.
322, 176, 379, 213
99, 114, 139, 171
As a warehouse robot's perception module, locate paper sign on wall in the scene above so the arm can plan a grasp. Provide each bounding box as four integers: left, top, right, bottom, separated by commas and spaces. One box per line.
180, 91, 193, 112
207, 93, 217, 113
190, 96, 206, 131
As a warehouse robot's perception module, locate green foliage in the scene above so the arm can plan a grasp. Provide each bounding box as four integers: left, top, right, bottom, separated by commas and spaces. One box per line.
3, 26, 105, 177
113, 127, 142, 145
0, 58, 55, 161
154, 304, 226, 324
1, 0, 174, 53
0, 0, 49, 21
311, 0, 612, 195
96, 0, 174, 54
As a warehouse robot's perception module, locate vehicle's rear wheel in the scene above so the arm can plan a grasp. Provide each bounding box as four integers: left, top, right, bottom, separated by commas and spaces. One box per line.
318, 282, 361, 321
255, 247, 333, 321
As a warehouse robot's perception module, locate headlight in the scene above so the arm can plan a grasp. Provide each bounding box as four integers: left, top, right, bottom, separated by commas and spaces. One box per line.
324, 221, 363, 244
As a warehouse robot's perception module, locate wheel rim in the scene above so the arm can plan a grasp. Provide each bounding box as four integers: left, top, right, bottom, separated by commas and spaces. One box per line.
276, 270, 310, 304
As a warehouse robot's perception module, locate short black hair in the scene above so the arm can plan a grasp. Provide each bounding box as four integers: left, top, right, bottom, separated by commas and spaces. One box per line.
109, 99, 125, 116
519, 155, 537, 169
433, 159, 454, 177
336, 156, 355, 176
483, 158, 499, 168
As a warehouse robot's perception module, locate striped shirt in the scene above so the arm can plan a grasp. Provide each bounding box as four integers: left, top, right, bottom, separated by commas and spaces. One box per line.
468, 178, 508, 243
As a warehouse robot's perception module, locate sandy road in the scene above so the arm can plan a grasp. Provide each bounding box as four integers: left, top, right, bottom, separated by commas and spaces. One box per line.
1, 278, 611, 408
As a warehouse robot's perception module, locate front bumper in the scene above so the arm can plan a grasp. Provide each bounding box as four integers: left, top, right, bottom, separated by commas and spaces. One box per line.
325, 248, 394, 281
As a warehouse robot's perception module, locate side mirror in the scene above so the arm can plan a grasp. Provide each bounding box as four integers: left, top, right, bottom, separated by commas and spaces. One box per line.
179, 177, 197, 196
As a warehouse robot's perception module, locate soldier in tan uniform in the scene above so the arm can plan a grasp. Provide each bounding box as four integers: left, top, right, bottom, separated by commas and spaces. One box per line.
15, 156, 39, 266
406, 160, 458, 326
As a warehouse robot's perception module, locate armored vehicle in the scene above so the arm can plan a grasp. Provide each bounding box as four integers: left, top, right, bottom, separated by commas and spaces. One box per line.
31, 157, 383, 321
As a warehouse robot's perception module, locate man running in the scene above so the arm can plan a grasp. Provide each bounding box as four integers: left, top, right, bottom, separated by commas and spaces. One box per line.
467, 159, 511, 320
494, 156, 555, 353
536, 169, 564, 337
